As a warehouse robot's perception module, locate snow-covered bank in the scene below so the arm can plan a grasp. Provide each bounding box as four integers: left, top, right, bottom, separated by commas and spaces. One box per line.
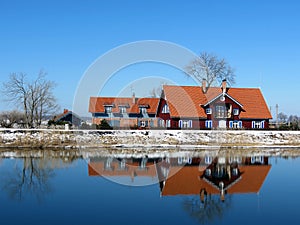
0, 129, 300, 149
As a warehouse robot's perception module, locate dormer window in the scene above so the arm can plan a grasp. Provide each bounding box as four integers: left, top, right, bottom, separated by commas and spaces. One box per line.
105, 106, 112, 114
162, 104, 170, 113
119, 106, 126, 113
206, 108, 212, 115
140, 107, 147, 114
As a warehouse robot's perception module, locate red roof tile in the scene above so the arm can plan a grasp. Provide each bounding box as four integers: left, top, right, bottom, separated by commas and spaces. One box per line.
163, 85, 272, 119
89, 97, 160, 114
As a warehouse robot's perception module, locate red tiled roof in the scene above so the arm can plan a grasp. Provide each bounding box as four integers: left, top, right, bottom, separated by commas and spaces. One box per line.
89, 97, 160, 114
163, 85, 272, 119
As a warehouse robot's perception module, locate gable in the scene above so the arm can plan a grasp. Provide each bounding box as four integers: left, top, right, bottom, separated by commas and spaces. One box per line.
203, 93, 243, 108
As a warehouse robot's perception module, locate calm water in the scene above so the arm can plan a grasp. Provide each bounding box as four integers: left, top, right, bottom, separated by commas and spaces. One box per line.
1, 149, 300, 225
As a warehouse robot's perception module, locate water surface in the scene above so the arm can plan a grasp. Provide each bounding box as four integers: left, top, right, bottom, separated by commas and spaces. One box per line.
0, 148, 300, 225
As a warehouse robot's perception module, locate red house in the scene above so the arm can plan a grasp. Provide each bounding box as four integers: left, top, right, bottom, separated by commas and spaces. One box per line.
89, 79, 272, 129
156, 79, 272, 129
89, 94, 160, 129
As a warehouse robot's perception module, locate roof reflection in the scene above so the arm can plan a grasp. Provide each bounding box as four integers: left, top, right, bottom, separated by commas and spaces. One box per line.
88, 154, 271, 201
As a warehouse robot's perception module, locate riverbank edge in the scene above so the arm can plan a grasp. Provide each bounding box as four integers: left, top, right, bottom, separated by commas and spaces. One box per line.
1, 128, 300, 149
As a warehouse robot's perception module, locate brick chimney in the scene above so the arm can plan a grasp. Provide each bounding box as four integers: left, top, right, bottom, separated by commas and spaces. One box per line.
132, 92, 136, 104
221, 79, 227, 94
202, 79, 207, 93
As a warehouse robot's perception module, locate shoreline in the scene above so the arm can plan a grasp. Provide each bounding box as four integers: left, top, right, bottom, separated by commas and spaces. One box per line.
1, 146, 300, 159
1, 128, 300, 149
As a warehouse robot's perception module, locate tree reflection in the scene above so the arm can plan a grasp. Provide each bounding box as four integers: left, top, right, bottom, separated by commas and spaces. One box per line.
182, 193, 232, 224
2, 157, 55, 202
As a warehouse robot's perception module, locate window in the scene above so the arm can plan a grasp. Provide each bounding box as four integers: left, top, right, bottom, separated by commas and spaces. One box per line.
140, 120, 148, 127
215, 105, 226, 118
205, 120, 212, 128
140, 107, 147, 114
252, 121, 265, 129
229, 121, 242, 129
162, 104, 170, 113
205, 156, 212, 164
233, 108, 239, 116
166, 120, 171, 128
232, 168, 238, 176
205, 169, 212, 176
179, 120, 192, 128
229, 156, 242, 164
251, 156, 264, 164
119, 106, 126, 113
105, 106, 112, 114
159, 119, 165, 127
120, 159, 126, 170
159, 119, 171, 128
141, 157, 148, 168
105, 158, 113, 170
206, 108, 212, 115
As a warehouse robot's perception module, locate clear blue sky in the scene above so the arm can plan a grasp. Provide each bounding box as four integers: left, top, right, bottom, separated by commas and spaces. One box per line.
1, 0, 300, 117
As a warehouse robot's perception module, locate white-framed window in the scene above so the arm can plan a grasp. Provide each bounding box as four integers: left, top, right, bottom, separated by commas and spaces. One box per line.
233, 108, 239, 116
119, 106, 126, 113
120, 159, 126, 170
251, 156, 264, 164
140, 107, 147, 114
141, 157, 148, 168
179, 120, 192, 128
229, 156, 242, 164
229, 121, 242, 129
159, 119, 165, 127
105, 157, 113, 170
105, 106, 112, 114
206, 108, 212, 115
215, 105, 226, 118
162, 104, 170, 113
205, 120, 213, 128
166, 120, 171, 128
140, 120, 148, 127
252, 121, 265, 129
205, 156, 212, 164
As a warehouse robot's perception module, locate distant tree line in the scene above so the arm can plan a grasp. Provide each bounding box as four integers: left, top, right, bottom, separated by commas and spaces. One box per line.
277, 112, 300, 130
0, 110, 25, 128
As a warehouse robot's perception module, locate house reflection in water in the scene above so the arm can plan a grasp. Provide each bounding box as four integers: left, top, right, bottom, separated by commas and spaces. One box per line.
157, 155, 271, 202
88, 156, 158, 182
88, 155, 271, 202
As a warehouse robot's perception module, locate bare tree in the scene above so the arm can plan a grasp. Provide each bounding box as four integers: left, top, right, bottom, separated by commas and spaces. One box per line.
0, 110, 25, 128
278, 112, 288, 123
182, 194, 232, 224
149, 86, 163, 98
288, 115, 299, 130
1, 71, 59, 128
185, 52, 235, 88
148, 82, 167, 98
1, 157, 54, 202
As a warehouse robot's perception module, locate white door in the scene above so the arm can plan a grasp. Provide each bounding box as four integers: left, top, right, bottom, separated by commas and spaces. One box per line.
219, 120, 227, 128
